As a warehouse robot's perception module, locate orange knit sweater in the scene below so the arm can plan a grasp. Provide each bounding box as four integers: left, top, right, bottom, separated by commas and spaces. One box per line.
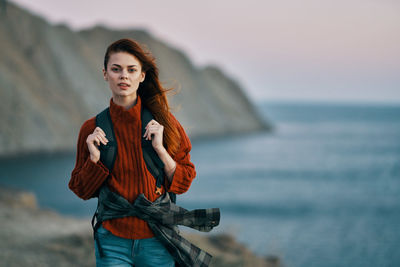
68, 94, 196, 239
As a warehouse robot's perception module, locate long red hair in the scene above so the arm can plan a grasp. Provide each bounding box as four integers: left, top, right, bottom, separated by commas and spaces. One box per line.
104, 38, 181, 156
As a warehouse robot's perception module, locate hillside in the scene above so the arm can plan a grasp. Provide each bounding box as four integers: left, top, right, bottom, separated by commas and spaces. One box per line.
0, 1, 272, 156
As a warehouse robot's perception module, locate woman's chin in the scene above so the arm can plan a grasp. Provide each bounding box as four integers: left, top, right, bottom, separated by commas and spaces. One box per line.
113, 90, 137, 98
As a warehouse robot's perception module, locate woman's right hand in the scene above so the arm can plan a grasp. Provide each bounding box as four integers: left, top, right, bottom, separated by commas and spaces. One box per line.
86, 127, 108, 163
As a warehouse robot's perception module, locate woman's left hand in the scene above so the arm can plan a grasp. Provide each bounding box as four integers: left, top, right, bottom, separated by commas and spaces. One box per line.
143, 119, 164, 151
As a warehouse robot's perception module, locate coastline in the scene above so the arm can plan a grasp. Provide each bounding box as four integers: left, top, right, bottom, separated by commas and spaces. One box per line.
0, 185, 282, 267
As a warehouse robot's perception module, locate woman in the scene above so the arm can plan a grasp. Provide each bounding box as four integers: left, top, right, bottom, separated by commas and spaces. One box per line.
68, 38, 197, 266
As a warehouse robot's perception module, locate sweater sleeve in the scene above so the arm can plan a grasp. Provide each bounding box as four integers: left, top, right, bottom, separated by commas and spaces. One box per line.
164, 113, 197, 194
68, 118, 111, 200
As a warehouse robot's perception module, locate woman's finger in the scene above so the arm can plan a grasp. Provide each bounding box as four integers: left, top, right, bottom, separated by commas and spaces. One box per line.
97, 133, 108, 144
144, 123, 163, 140
146, 127, 161, 140
145, 120, 158, 129
146, 129, 152, 140
148, 125, 163, 133
94, 136, 102, 146
143, 127, 148, 139
143, 128, 151, 140
96, 132, 108, 142
95, 127, 106, 137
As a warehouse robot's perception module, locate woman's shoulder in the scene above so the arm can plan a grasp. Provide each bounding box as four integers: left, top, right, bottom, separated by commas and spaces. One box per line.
78, 116, 96, 136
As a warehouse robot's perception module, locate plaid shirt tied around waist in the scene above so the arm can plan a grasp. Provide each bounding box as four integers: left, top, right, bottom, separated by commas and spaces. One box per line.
92, 184, 221, 267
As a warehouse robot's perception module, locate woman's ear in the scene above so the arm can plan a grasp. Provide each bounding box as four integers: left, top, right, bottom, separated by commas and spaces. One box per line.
141, 72, 146, 83
103, 68, 108, 81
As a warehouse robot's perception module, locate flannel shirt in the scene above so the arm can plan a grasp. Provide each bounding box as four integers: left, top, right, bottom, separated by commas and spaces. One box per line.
92, 184, 220, 267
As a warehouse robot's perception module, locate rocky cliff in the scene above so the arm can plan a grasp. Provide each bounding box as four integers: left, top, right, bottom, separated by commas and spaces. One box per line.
0, 1, 272, 156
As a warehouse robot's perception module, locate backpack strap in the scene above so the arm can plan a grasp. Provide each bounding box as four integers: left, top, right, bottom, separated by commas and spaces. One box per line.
96, 107, 118, 172
141, 105, 177, 204
92, 107, 118, 257
141, 107, 166, 190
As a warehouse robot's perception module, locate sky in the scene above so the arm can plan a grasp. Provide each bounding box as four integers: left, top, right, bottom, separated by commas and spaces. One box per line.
9, 0, 400, 104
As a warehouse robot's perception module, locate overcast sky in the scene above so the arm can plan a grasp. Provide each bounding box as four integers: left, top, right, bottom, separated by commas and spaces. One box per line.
9, 0, 400, 104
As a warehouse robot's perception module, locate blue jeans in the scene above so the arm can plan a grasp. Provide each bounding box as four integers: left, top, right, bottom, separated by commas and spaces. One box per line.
94, 224, 175, 267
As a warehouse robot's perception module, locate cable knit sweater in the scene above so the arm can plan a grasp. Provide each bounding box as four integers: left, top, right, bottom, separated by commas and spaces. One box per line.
68, 94, 196, 239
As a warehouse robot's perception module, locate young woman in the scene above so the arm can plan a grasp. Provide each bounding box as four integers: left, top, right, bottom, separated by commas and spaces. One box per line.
68, 38, 197, 266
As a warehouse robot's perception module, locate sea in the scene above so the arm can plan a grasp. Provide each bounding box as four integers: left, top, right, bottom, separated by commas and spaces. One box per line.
1, 100, 400, 267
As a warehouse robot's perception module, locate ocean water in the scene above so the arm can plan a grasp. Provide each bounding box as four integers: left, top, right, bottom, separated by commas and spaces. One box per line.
1, 101, 400, 267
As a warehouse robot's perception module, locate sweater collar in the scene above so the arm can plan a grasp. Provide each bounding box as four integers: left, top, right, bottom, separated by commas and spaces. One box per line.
109, 95, 142, 123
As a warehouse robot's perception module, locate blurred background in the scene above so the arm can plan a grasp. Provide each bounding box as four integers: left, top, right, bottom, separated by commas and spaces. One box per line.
0, 0, 399, 266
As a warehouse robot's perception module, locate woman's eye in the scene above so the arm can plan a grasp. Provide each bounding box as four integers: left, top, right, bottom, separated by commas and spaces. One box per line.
111, 68, 119, 72
129, 69, 136, 72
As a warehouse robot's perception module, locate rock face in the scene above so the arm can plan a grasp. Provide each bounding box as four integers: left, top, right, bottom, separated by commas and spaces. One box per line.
0, 186, 282, 267
0, 2, 272, 156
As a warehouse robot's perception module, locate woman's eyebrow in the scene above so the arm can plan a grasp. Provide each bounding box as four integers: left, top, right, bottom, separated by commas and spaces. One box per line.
111, 64, 138, 67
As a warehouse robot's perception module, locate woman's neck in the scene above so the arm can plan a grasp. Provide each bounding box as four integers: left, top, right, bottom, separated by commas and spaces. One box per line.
112, 94, 138, 110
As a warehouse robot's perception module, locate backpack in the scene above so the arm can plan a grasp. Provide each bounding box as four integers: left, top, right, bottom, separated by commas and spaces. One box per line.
92, 103, 176, 203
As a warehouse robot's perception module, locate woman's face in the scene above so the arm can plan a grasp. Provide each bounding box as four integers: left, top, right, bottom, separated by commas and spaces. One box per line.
102, 52, 145, 99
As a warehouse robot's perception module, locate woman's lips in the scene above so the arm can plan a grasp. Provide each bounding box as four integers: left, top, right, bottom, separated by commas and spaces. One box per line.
118, 83, 130, 89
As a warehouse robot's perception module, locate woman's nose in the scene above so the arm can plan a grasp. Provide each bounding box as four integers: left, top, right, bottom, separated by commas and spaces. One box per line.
120, 70, 128, 79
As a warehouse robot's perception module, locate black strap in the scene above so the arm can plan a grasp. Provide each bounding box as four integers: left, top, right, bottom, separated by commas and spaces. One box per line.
140, 106, 176, 203
141, 107, 165, 188
96, 108, 118, 172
